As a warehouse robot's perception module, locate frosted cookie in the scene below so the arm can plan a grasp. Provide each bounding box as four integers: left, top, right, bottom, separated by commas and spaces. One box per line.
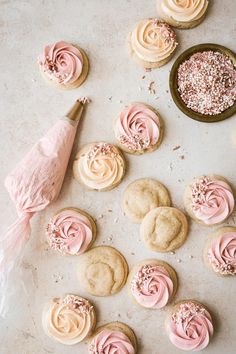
128, 259, 177, 309
46, 208, 96, 256
204, 227, 236, 276
184, 175, 234, 226
123, 178, 171, 223
38, 40, 89, 89
128, 18, 178, 69
166, 300, 214, 352
140, 207, 188, 252
42, 294, 96, 345
73, 142, 126, 191
77, 246, 128, 296
89, 322, 137, 354
156, 0, 209, 29
114, 103, 164, 154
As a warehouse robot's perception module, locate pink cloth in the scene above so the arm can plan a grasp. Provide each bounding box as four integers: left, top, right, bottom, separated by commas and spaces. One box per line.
0, 119, 77, 316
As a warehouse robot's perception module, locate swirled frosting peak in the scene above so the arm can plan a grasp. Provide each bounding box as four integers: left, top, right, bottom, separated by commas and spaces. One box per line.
75, 143, 125, 190
115, 103, 161, 151
208, 232, 236, 275
167, 302, 214, 351
191, 177, 234, 225
42, 294, 95, 345
38, 41, 83, 85
46, 209, 93, 255
131, 264, 173, 308
131, 19, 178, 63
158, 0, 208, 23
89, 329, 135, 354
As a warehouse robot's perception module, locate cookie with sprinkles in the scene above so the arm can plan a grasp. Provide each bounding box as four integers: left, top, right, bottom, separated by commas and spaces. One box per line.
128, 18, 178, 68
128, 259, 178, 309
114, 103, 164, 154
42, 294, 96, 345
73, 142, 126, 191
46, 207, 96, 256
204, 227, 236, 276
184, 175, 235, 226
166, 300, 214, 352
38, 40, 89, 89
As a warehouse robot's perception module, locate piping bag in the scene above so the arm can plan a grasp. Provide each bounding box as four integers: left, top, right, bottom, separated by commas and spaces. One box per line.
0, 98, 88, 316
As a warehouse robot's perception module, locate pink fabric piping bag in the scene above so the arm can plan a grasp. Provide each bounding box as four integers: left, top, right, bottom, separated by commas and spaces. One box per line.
0, 98, 87, 316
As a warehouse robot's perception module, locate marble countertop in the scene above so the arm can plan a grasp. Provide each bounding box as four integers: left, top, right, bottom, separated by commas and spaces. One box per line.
0, 1, 236, 353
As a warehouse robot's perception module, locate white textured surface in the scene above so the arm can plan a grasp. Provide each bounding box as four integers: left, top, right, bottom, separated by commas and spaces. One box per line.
0, 1, 236, 353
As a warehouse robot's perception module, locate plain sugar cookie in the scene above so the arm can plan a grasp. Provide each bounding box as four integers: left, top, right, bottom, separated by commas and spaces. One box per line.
77, 246, 128, 296
123, 178, 171, 223
140, 207, 188, 252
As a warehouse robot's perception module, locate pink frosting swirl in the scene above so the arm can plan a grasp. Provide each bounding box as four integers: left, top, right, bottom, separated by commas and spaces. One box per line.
191, 177, 234, 225
115, 103, 160, 151
38, 41, 83, 85
131, 264, 173, 309
208, 232, 236, 275
166, 302, 214, 352
46, 209, 93, 255
90, 329, 135, 354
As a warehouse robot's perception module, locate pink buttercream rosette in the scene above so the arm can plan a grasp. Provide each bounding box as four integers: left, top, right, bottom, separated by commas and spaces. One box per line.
131, 264, 173, 309
208, 232, 236, 275
114, 103, 161, 153
46, 209, 94, 256
190, 176, 234, 225
38, 41, 84, 85
89, 329, 135, 354
166, 301, 214, 352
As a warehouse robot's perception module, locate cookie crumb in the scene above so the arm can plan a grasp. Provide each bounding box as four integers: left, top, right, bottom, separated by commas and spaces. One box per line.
98, 214, 103, 219
170, 251, 175, 255
189, 255, 193, 259
180, 155, 185, 160
114, 218, 119, 223
177, 259, 181, 263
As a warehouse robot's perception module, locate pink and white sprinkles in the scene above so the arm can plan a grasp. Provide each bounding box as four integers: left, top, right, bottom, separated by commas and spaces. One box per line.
177, 51, 236, 115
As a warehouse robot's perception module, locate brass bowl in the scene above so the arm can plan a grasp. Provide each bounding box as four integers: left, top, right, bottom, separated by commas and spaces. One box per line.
169, 43, 236, 123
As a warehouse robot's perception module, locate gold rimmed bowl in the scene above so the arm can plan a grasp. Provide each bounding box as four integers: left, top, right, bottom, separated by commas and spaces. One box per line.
169, 43, 236, 123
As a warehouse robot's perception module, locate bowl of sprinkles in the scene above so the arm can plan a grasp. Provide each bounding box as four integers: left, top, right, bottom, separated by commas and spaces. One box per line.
170, 43, 236, 122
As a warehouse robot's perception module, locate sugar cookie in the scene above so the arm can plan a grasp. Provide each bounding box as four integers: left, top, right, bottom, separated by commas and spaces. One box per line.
89, 322, 137, 354
42, 294, 96, 345
128, 259, 177, 309
184, 175, 234, 226
77, 246, 128, 296
140, 207, 188, 252
38, 41, 89, 89
46, 207, 96, 256
204, 226, 236, 276
166, 300, 214, 352
128, 18, 178, 69
114, 103, 164, 154
73, 142, 126, 191
156, 0, 209, 29
123, 178, 171, 223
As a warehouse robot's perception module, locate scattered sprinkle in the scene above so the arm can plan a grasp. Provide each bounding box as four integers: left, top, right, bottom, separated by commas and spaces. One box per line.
173, 145, 181, 151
